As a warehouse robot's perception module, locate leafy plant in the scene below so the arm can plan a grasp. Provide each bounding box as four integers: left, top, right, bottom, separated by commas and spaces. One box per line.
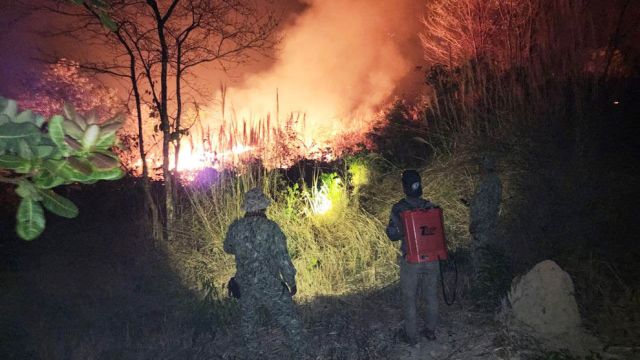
0, 97, 124, 240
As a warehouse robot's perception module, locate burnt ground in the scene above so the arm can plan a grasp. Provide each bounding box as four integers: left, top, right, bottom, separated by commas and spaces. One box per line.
0, 181, 511, 360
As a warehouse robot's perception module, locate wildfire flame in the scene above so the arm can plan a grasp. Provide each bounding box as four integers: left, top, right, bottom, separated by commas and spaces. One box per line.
120, 0, 420, 177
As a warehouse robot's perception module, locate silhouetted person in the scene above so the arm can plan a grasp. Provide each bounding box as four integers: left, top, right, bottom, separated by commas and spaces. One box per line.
468, 156, 502, 277
386, 170, 440, 345
224, 187, 304, 358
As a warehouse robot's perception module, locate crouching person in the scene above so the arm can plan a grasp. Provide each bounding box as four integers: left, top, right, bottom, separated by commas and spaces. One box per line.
386, 170, 440, 345
224, 187, 305, 358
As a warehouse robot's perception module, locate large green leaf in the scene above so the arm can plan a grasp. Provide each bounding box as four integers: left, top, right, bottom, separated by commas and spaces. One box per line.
44, 159, 90, 182
0, 114, 9, 126
101, 114, 123, 127
68, 157, 92, 175
38, 189, 79, 218
14, 110, 34, 124
34, 114, 45, 128
97, 122, 120, 139
94, 133, 116, 151
82, 124, 100, 149
43, 159, 68, 176
16, 198, 45, 241
33, 170, 67, 189
91, 167, 124, 181
88, 152, 119, 169
63, 103, 77, 122
1, 98, 17, 118
15, 180, 40, 199
62, 120, 84, 140
48, 115, 69, 155
0, 155, 31, 172
0, 122, 41, 144
65, 136, 83, 151
35, 145, 55, 158
18, 140, 34, 160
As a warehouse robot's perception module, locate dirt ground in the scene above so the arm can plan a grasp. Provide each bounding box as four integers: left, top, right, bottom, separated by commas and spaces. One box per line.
193, 284, 505, 360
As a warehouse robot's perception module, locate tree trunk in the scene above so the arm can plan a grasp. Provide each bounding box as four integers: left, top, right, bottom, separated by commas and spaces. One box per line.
130, 56, 162, 243
147, 0, 180, 241
115, 27, 164, 243
172, 46, 183, 209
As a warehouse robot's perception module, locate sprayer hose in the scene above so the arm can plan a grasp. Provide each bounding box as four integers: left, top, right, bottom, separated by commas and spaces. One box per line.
439, 255, 458, 306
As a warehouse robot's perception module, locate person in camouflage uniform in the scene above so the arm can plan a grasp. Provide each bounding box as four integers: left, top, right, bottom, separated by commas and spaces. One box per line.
468, 156, 502, 277
223, 187, 304, 357
386, 170, 440, 345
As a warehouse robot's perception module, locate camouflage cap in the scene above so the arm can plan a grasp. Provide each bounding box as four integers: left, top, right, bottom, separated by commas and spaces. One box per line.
242, 187, 271, 212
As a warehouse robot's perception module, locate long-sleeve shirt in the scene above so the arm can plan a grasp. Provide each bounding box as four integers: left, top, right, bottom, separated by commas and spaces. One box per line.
224, 214, 296, 290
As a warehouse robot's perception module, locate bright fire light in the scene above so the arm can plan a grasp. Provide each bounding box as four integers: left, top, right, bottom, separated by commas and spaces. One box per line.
311, 192, 333, 215
176, 144, 255, 172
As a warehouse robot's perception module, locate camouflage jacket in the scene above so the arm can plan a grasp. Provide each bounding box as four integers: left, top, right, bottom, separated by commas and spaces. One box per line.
223, 214, 296, 291
469, 173, 502, 234
386, 197, 437, 256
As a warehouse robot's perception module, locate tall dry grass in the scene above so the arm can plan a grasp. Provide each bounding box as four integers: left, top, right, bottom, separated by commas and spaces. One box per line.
421, 0, 637, 145
169, 153, 477, 308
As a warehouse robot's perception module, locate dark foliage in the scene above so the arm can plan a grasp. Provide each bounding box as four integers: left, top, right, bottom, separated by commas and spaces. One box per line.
367, 100, 430, 167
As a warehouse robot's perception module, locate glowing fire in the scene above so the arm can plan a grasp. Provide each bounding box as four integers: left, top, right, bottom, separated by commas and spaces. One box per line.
119, 0, 417, 177
176, 144, 255, 172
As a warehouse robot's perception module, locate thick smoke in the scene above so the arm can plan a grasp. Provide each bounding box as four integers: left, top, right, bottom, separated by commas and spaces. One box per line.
223, 0, 421, 144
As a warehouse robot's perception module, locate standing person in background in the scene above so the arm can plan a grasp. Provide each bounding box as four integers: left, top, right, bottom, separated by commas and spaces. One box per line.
467, 156, 502, 278
386, 170, 440, 345
224, 187, 304, 358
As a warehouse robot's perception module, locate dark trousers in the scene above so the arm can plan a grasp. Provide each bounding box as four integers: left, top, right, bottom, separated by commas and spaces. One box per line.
400, 258, 440, 340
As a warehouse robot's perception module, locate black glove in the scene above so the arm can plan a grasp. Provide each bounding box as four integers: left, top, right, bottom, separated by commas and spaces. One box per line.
289, 284, 297, 297
227, 277, 241, 299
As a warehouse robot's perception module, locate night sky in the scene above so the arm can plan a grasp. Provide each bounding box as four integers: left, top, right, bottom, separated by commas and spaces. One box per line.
0, 0, 427, 103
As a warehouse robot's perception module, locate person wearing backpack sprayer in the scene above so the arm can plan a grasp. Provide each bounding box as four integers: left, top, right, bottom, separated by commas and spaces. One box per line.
386, 170, 440, 345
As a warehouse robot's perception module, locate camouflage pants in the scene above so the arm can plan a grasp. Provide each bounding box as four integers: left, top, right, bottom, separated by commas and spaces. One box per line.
239, 286, 304, 357
400, 259, 440, 340
471, 231, 493, 276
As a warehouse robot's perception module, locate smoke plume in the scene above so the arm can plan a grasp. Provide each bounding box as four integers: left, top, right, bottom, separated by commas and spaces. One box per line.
223, 0, 421, 146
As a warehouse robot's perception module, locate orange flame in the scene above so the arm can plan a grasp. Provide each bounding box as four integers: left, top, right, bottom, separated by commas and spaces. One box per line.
121, 0, 420, 177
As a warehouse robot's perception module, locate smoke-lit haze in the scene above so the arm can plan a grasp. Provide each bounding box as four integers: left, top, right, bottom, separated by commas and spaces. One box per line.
0, 0, 426, 171
208, 0, 423, 149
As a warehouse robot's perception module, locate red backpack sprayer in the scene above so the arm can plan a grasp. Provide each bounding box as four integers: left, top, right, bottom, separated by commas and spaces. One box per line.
400, 207, 457, 305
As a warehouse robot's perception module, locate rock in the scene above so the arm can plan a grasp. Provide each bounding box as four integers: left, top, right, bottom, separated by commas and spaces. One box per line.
504, 260, 602, 356
508, 260, 581, 335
